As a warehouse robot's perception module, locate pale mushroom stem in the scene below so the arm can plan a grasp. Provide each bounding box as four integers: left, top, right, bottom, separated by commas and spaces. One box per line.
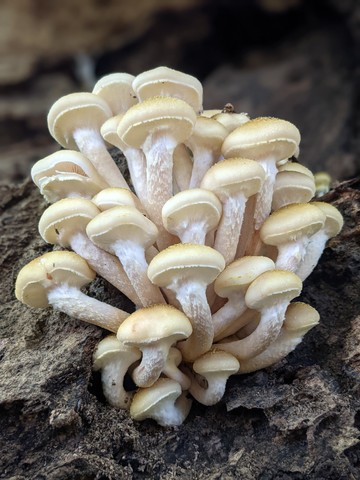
254, 157, 277, 230
214, 309, 258, 342
188, 372, 228, 406
276, 237, 310, 272
189, 148, 215, 189
122, 147, 148, 208
112, 240, 166, 306
212, 296, 247, 339
73, 127, 129, 189
70, 232, 141, 306
214, 192, 247, 265
295, 230, 328, 280
173, 144, 192, 191
100, 361, 135, 409
132, 341, 172, 388
180, 219, 209, 244
152, 393, 192, 427
175, 281, 214, 362
216, 303, 288, 360
47, 284, 128, 332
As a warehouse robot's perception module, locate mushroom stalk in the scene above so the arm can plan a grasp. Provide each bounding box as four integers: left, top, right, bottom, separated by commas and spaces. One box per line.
295, 230, 328, 280
212, 296, 247, 340
188, 372, 229, 406
121, 146, 148, 208
214, 192, 247, 265
73, 127, 129, 189
112, 240, 165, 306
180, 218, 210, 244
99, 357, 136, 409
275, 236, 309, 272
132, 341, 172, 388
189, 148, 215, 189
254, 156, 277, 229
47, 284, 128, 332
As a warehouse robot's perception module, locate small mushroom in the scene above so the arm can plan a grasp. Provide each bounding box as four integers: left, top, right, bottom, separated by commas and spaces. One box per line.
215, 269, 302, 360
93, 335, 141, 409
130, 378, 192, 427
147, 243, 225, 362
295, 202, 343, 280
47, 92, 129, 189
212, 256, 275, 341
222, 117, 301, 229
15, 251, 129, 332
238, 302, 320, 373
162, 188, 222, 244
92, 72, 138, 115
187, 350, 240, 406
162, 347, 191, 390
117, 304, 192, 387
260, 203, 326, 272
201, 158, 265, 265
38, 198, 140, 305
86, 205, 165, 306
314, 171, 332, 197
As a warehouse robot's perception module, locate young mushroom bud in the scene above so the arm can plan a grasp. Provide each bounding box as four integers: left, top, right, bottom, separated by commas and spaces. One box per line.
147, 243, 225, 362
38, 198, 140, 305
162, 188, 222, 244
187, 350, 240, 406
86, 205, 165, 306
212, 256, 275, 341
215, 270, 302, 360
201, 158, 265, 265
31, 150, 108, 203
260, 203, 326, 272
47, 92, 129, 189
295, 202, 343, 281
314, 171, 332, 197
130, 378, 192, 427
92, 72, 138, 115
117, 304, 192, 388
93, 335, 141, 409
15, 251, 129, 332
238, 302, 320, 373
221, 117, 301, 229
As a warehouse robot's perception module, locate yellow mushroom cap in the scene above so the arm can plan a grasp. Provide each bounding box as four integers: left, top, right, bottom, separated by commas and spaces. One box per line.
117, 304, 192, 346
212, 111, 250, 132
193, 350, 240, 376
260, 203, 326, 246
132, 66, 203, 113
92, 335, 140, 371
86, 205, 158, 250
100, 115, 123, 148
92, 73, 137, 114
214, 256, 275, 298
15, 251, 95, 308
200, 158, 265, 199
147, 243, 225, 288
245, 270, 302, 310
222, 117, 300, 162
187, 116, 228, 151
284, 302, 320, 332
38, 198, 100, 246
117, 96, 196, 148
47, 92, 112, 149
92, 188, 137, 211
311, 202, 344, 237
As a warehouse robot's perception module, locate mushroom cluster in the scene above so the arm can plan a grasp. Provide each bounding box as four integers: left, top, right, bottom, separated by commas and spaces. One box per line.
15, 66, 343, 427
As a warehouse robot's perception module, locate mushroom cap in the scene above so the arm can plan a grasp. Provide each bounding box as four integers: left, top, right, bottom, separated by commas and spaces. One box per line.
212, 111, 250, 132
284, 302, 320, 332
15, 251, 95, 308
86, 205, 158, 251
47, 92, 112, 149
162, 188, 222, 235
201, 109, 222, 118
214, 256, 275, 298
130, 377, 182, 422
92, 335, 141, 370
272, 167, 316, 210
245, 270, 302, 310
117, 304, 192, 347
311, 202, 344, 237
39, 174, 105, 204
92, 73, 137, 114
100, 115, 123, 149
193, 350, 240, 375
200, 158, 265, 199
117, 96, 196, 148
221, 117, 301, 162
260, 203, 326, 246
38, 198, 100, 246
277, 162, 314, 178
31, 150, 107, 189
92, 187, 137, 211
186, 116, 228, 152
132, 66, 203, 113
147, 243, 225, 288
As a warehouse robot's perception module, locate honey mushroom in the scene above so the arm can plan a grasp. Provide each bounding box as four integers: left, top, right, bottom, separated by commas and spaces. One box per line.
38, 198, 140, 305
47, 92, 129, 189
92, 72, 138, 115
15, 251, 129, 332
